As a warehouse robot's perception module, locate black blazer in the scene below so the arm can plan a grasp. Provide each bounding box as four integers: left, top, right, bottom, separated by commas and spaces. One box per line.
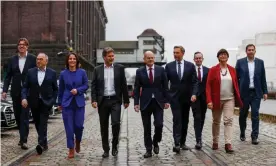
91, 63, 130, 106
21, 67, 58, 108
197, 66, 209, 101
3, 53, 36, 97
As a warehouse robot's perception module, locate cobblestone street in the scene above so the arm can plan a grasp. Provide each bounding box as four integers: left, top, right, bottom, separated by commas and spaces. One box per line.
2, 99, 276, 166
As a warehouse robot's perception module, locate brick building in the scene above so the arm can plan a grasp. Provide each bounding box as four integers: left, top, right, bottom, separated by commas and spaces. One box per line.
1, 1, 108, 80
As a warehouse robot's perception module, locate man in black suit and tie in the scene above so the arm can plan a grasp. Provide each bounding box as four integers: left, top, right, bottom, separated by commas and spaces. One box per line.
134, 51, 169, 158
1, 38, 36, 149
192, 51, 209, 150
21, 53, 58, 154
165, 46, 198, 153
91, 47, 130, 158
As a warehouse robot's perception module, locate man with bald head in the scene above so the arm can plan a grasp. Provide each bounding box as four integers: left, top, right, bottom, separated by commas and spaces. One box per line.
134, 51, 169, 158
22, 53, 58, 155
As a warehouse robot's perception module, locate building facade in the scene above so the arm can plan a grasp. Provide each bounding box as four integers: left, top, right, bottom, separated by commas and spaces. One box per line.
1, 1, 108, 80
96, 28, 166, 67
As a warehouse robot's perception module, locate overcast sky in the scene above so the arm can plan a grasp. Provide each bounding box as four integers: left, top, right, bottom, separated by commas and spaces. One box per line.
104, 1, 276, 70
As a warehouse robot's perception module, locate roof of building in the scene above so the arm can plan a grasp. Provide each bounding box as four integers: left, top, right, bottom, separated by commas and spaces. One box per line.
99, 41, 138, 49
137, 28, 162, 38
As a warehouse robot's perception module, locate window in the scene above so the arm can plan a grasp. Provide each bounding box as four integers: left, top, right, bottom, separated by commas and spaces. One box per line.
143, 40, 156, 45
114, 49, 134, 54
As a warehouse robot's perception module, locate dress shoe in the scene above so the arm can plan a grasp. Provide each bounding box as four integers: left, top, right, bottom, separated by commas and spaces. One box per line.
195, 141, 202, 150
68, 148, 74, 158
143, 151, 152, 158
102, 151, 109, 158
112, 147, 118, 156
212, 143, 218, 150
75, 140, 80, 153
36, 145, 43, 155
173, 146, 180, 153
252, 138, 259, 145
21, 143, 28, 150
240, 134, 246, 141
153, 144, 159, 154
18, 141, 22, 146
225, 144, 234, 154
181, 144, 189, 150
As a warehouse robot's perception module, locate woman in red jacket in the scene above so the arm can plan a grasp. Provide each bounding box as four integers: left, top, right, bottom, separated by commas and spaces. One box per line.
206, 49, 243, 153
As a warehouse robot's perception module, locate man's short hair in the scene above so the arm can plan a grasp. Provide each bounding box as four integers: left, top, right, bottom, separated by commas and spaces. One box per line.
245, 44, 255, 51
174, 45, 185, 53
102, 47, 114, 58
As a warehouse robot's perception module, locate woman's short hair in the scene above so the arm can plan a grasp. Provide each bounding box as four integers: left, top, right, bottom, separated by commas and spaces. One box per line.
217, 49, 229, 58
65, 52, 80, 69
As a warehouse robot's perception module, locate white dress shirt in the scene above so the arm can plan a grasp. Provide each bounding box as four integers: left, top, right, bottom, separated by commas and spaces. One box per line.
247, 58, 255, 88
104, 64, 116, 96
195, 65, 203, 82
37, 67, 46, 86
146, 65, 155, 98
18, 52, 28, 73
176, 59, 184, 79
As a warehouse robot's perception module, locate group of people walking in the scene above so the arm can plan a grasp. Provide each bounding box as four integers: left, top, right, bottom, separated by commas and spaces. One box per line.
1, 38, 267, 159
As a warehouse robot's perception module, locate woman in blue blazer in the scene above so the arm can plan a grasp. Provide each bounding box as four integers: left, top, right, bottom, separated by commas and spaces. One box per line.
58, 52, 88, 158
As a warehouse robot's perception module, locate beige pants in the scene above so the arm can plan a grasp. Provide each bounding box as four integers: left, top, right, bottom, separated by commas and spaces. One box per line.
212, 98, 234, 144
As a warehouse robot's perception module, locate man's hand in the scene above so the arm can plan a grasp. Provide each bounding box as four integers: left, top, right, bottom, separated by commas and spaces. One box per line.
1, 92, 7, 100
92, 102, 98, 108
191, 95, 197, 102
207, 102, 213, 110
134, 105, 140, 112
70, 89, 78, 95
124, 103, 129, 109
21, 99, 28, 108
57, 106, 62, 111
164, 103, 170, 109
263, 94, 268, 101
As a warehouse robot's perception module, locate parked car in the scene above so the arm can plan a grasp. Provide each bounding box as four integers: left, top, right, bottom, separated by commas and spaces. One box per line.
1, 99, 17, 129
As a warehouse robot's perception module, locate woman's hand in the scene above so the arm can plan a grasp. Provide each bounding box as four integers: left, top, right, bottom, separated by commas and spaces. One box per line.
207, 102, 213, 110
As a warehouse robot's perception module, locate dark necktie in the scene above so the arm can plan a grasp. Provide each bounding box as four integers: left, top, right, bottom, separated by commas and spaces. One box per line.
149, 68, 153, 84
178, 62, 182, 79
198, 67, 201, 81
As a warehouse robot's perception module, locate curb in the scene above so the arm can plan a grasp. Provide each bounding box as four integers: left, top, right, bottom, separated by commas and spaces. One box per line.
234, 108, 276, 124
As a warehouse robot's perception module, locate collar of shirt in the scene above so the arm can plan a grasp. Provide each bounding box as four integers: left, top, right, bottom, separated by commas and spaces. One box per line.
146, 64, 154, 70
38, 67, 46, 72
247, 57, 255, 62
104, 63, 114, 68
176, 59, 184, 64
195, 65, 202, 70
18, 51, 28, 58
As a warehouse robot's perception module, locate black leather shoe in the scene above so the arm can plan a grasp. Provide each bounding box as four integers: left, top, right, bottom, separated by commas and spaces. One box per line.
252, 138, 259, 145
102, 151, 109, 158
112, 147, 118, 156
173, 146, 180, 153
153, 144, 159, 154
195, 141, 202, 150
181, 144, 189, 150
143, 151, 152, 158
36, 145, 43, 155
18, 141, 22, 146
21, 143, 28, 150
240, 134, 246, 141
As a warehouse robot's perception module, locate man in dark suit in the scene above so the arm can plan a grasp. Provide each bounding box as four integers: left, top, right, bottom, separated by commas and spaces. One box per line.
165, 46, 198, 153
192, 51, 209, 150
1, 38, 36, 149
236, 44, 268, 145
134, 51, 169, 158
91, 47, 130, 158
21, 53, 58, 154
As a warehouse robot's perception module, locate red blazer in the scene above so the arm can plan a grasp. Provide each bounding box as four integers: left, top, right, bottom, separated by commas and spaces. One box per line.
206, 64, 243, 110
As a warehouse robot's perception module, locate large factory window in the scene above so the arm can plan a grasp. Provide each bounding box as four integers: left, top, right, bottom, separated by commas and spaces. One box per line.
143, 40, 156, 45
114, 49, 134, 54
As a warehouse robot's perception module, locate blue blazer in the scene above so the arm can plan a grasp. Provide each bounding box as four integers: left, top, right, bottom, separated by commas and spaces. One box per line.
235, 57, 268, 99
58, 69, 89, 108
165, 60, 198, 110
21, 67, 58, 108
134, 65, 169, 111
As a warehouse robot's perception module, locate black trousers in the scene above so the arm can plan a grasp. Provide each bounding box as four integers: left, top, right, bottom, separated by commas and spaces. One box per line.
31, 99, 50, 147
191, 95, 207, 142
141, 99, 163, 151
98, 96, 121, 152
12, 96, 29, 144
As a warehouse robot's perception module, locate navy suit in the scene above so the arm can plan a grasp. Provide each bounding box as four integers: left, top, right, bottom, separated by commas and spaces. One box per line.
191, 66, 209, 142
2, 53, 36, 144
134, 65, 169, 151
22, 67, 58, 147
58, 68, 89, 148
165, 60, 198, 146
236, 57, 268, 139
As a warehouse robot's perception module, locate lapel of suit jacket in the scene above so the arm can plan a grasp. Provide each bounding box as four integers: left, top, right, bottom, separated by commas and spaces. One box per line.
181, 61, 188, 81
143, 66, 151, 84
244, 58, 250, 80
113, 64, 118, 89
99, 64, 105, 89
171, 61, 180, 82
41, 68, 49, 87
22, 54, 31, 74
34, 67, 39, 86
254, 58, 259, 80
